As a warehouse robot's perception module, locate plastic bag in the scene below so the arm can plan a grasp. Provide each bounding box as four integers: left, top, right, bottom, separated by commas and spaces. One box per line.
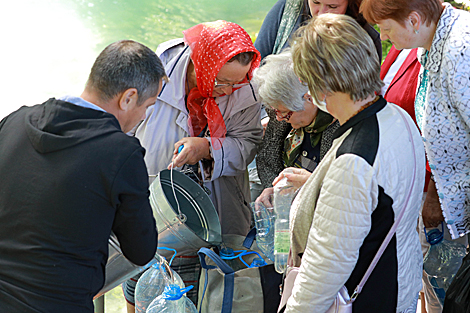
423, 225, 467, 305
443, 252, 470, 313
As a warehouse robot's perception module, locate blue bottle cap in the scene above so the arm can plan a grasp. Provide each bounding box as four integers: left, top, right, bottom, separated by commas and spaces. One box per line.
425, 228, 444, 245
162, 284, 194, 301
219, 247, 235, 258
250, 257, 267, 268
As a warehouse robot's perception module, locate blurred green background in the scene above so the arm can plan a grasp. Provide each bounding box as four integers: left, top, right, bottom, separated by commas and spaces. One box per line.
0, 0, 277, 119
1, 0, 468, 120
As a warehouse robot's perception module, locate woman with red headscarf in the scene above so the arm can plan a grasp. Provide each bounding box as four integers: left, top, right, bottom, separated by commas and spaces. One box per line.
136, 21, 262, 235
123, 20, 263, 309
136, 20, 262, 235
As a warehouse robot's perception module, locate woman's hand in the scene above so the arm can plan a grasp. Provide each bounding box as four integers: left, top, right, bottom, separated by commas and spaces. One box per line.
261, 116, 270, 137
272, 167, 311, 189
256, 187, 274, 208
167, 137, 211, 169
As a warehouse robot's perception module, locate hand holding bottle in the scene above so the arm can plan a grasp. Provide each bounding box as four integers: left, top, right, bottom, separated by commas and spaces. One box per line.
272, 167, 311, 190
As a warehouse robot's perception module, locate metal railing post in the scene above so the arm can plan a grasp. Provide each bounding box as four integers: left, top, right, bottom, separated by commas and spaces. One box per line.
94, 294, 105, 313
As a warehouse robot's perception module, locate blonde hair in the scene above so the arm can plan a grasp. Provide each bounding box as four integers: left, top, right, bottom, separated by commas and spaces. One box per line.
291, 14, 383, 104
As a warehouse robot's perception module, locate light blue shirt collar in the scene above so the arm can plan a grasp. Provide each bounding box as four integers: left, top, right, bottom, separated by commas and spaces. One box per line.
59, 95, 107, 113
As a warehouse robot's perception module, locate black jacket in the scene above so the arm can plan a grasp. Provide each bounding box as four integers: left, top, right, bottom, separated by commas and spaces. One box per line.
0, 99, 157, 312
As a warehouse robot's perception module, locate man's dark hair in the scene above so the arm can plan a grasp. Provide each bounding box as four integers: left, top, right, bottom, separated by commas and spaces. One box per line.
228, 51, 256, 66
86, 40, 166, 105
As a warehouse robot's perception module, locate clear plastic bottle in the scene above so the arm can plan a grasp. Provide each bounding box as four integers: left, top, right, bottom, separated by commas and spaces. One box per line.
135, 258, 185, 313
273, 172, 296, 274
219, 245, 246, 271
251, 202, 275, 262
250, 257, 268, 268
423, 225, 467, 305
146, 284, 197, 313
135, 262, 169, 313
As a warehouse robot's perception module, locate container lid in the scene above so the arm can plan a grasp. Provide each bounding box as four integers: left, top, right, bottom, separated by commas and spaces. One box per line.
425, 228, 444, 245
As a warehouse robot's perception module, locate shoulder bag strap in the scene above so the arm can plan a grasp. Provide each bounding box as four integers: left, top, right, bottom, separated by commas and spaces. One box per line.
350, 108, 417, 302
158, 45, 190, 97
198, 247, 235, 313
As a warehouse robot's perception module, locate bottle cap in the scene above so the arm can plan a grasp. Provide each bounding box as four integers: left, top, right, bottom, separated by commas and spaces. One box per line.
219, 247, 235, 258
250, 257, 267, 268
425, 228, 444, 245
162, 284, 194, 301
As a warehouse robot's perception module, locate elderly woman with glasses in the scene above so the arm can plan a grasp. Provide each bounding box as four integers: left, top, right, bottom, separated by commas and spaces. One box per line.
123, 21, 263, 309
135, 20, 262, 237
253, 49, 339, 207
361, 0, 470, 253
281, 14, 426, 313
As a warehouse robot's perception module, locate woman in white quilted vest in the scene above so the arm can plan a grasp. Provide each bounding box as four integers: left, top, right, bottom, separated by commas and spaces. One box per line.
282, 14, 426, 313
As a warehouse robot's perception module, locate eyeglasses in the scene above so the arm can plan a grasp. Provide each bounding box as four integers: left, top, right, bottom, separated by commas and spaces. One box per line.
214, 78, 250, 89
273, 109, 294, 121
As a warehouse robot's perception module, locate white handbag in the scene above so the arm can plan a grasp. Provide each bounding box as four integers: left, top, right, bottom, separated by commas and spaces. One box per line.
278, 109, 417, 313
279, 266, 352, 313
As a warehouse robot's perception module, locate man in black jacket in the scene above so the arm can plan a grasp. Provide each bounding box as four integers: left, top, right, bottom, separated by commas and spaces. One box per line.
0, 40, 165, 313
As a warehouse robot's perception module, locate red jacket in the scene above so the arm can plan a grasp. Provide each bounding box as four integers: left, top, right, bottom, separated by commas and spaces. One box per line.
380, 46, 430, 190
380, 46, 420, 123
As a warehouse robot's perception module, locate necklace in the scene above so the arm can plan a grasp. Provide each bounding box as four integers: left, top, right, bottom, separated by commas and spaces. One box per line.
344, 95, 379, 124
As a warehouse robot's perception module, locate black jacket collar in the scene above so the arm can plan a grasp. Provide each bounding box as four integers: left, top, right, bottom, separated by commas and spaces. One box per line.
334, 96, 387, 140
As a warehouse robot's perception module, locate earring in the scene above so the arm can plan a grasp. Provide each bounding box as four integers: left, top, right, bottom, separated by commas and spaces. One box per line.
414, 29, 419, 34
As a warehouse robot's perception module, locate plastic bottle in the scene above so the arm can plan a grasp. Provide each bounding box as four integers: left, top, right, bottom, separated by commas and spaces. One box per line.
250, 257, 268, 268
251, 202, 275, 262
273, 171, 297, 274
135, 258, 185, 313
219, 245, 246, 271
423, 224, 467, 306
135, 262, 169, 313
146, 284, 197, 313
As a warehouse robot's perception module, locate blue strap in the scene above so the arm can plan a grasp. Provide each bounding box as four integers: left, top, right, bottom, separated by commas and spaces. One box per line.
198, 247, 235, 274
243, 228, 257, 249
198, 247, 235, 313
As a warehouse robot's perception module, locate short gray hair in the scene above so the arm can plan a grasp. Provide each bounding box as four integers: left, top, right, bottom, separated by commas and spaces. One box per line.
292, 14, 383, 105
252, 49, 308, 111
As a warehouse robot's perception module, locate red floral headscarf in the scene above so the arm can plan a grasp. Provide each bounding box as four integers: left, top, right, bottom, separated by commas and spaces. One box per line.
183, 20, 261, 150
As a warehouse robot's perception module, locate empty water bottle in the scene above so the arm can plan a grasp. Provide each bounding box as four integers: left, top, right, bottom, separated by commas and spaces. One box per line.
423, 223, 467, 306
146, 284, 197, 313
135, 262, 169, 313
273, 171, 297, 274
251, 202, 275, 262
219, 245, 246, 271
135, 254, 185, 313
